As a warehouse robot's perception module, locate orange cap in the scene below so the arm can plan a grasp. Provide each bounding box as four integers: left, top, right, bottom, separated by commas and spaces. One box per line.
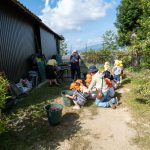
85, 78, 92, 83
74, 85, 80, 91
70, 82, 77, 89
75, 79, 83, 84
86, 74, 92, 79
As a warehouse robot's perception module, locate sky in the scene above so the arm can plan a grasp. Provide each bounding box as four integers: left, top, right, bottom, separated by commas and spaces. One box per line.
19, 0, 121, 52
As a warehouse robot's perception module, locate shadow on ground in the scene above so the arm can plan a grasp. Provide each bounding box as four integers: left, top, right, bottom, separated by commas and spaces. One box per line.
121, 78, 131, 85
135, 98, 149, 104
8, 80, 70, 113
0, 112, 81, 150
84, 98, 95, 107
0, 79, 82, 150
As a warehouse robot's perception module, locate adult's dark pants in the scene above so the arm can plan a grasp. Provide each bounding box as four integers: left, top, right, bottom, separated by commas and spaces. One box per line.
71, 64, 81, 80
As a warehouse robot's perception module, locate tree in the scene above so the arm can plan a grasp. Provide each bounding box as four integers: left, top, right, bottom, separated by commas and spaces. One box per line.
102, 30, 118, 51
115, 0, 142, 46
129, 0, 150, 68
115, 0, 150, 68
137, 0, 150, 40
59, 40, 68, 56
138, 0, 150, 68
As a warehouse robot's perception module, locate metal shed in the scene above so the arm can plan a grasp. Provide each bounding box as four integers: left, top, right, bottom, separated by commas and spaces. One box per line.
0, 0, 63, 82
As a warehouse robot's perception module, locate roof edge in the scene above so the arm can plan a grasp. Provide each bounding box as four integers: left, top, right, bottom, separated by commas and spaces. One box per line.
10, 0, 64, 40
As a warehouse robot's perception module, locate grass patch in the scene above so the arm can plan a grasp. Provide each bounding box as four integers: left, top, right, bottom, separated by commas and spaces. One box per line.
121, 69, 150, 150
0, 80, 83, 150
0, 78, 99, 150
68, 129, 92, 150
89, 105, 99, 116
84, 99, 99, 116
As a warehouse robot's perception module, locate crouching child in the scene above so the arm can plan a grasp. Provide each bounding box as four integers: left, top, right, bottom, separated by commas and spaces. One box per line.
65, 86, 89, 110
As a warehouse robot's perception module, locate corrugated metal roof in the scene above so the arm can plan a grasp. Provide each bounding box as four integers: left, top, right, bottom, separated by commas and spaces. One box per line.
8, 0, 64, 40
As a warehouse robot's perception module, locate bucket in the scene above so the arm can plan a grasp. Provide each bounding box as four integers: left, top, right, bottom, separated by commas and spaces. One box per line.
61, 90, 73, 106
44, 103, 63, 125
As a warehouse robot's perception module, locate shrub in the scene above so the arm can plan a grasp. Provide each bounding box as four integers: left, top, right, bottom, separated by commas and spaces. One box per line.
133, 70, 150, 105
0, 73, 9, 108
0, 73, 10, 133
81, 49, 111, 64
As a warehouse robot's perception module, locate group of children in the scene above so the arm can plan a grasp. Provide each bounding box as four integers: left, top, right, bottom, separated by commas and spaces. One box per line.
65, 60, 123, 110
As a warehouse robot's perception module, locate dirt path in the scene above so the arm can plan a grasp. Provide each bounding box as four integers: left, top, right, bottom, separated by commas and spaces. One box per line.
57, 87, 139, 150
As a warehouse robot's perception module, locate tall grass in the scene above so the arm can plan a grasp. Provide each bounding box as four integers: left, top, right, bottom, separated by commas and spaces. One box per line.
124, 69, 150, 149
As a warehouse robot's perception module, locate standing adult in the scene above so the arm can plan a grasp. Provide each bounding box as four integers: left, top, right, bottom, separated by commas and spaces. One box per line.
70, 50, 81, 81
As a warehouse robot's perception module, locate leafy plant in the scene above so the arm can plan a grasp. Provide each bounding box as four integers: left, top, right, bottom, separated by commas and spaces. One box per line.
115, 0, 142, 46
135, 82, 150, 104
102, 30, 118, 51
0, 73, 10, 133
59, 40, 68, 56
115, 0, 150, 68
81, 49, 111, 64
0, 73, 10, 108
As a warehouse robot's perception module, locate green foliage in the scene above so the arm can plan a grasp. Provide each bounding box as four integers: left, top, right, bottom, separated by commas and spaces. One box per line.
81, 49, 111, 64
81, 48, 132, 67
115, 0, 142, 46
137, 0, 150, 40
0, 73, 9, 108
60, 40, 68, 56
124, 69, 150, 149
132, 70, 150, 104
135, 83, 150, 104
0, 81, 81, 150
81, 50, 101, 64
140, 39, 150, 68
137, 0, 150, 68
128, 36, 150, 68
0, 116, 7, 134
0, 73, 9, 134
102, 30, 118, 50
116, 0, 150, 68
115, 50, 131, 68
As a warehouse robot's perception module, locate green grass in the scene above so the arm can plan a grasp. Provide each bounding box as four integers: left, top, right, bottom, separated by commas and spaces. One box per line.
0, 78, 97, 150
0, 80, 83, 150
1, 69, 150, 150
84, 99, 98, 116
121, 69, 150, 150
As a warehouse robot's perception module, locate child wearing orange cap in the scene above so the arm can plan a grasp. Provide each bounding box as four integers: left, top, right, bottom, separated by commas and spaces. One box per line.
69, 79, 83, 91
85, 73, 92, 87
70, 80, 86, 89
66, 80, 88, 110
70, 82, 77, 90
75, 79, 83, 85
65, 91, 88, 109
